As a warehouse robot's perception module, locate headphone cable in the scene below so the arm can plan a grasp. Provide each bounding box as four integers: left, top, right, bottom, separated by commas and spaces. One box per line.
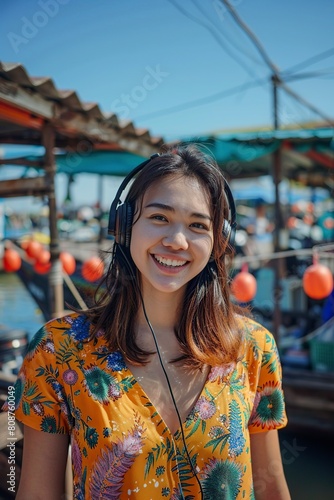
118, 245, 204, 499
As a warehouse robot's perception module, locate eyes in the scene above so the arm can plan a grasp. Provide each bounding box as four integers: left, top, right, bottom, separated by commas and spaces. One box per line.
148, 214, 211, 232
150, 214, 167, 222
191, 222, 210, 231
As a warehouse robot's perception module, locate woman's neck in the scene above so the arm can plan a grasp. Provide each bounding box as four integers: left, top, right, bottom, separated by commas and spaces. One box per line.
138, 288, 183, 330
135, 294, 184, 357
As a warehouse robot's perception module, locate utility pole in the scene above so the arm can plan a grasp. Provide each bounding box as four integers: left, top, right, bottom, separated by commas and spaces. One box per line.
271, 74, 284, 342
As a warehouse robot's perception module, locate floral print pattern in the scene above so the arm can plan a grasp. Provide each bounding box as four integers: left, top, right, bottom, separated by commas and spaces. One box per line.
5, 313, 287, 499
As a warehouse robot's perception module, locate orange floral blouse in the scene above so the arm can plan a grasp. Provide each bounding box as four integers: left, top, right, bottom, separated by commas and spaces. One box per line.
7, 313, 287, 499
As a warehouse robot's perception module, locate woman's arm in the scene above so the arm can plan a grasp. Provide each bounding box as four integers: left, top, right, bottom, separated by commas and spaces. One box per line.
16, 425, 70, 500
250, 429, 291, 500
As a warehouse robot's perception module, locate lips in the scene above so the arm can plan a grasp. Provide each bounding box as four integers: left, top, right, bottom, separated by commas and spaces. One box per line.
153, 254, 188, 268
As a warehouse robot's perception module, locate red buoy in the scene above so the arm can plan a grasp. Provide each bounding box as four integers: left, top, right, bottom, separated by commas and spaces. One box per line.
303, 262, 333, 300
36, 249, 51, 265
231, 264, 257, 303
34, 260, 51, 274
25, 240, 43, 259
3, 248, 22, 272
60, 252, 76, 276
81, 256, 104, 282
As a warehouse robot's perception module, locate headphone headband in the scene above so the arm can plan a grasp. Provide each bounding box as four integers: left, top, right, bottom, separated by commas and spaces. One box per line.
108, 153, 160, 243
108, 152, 236, 252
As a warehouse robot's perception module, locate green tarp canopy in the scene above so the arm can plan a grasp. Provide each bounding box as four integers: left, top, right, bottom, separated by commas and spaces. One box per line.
52, 127, 333, 184
2, 127, 333, 185
55, 151, 145, 176
183, 127, 333, 182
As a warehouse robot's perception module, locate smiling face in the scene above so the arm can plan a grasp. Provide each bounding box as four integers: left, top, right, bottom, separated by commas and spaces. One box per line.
130, 174, 214, 300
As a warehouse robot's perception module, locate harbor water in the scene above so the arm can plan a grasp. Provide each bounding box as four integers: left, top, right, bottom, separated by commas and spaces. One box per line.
0, 272, 333, 499
0, 272, 44, 341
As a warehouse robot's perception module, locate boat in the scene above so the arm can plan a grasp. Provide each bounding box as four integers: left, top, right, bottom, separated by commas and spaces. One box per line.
15, 248, 98, 321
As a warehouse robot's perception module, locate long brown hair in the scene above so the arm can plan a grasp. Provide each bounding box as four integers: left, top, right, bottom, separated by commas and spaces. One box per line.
83, 143, 245, 368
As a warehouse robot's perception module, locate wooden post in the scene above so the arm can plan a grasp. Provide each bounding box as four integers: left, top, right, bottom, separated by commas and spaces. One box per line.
42, 123, 64, 317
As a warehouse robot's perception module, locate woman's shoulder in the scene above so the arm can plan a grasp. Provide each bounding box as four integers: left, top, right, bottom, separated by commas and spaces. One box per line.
236, 314, 276, 355
41, 311, 87, 334
23, 312, 109, 369
30, 312, 98, 350
236, 314, 270, 335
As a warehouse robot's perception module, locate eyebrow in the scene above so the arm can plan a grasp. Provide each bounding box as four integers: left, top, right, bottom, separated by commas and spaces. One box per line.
144, 202, 212, 221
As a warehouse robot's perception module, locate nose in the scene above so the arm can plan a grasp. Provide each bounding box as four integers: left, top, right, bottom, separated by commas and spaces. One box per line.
162, 225, 189, 250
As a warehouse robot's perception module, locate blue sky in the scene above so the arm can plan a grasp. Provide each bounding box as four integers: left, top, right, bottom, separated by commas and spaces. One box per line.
1, 0, 333, 141
1, 0, 333, 210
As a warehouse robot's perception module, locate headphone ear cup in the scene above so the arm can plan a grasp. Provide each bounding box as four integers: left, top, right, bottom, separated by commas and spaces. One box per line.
124, 203, 133, 248
223, 219, 235, 253
222, 179, 236, 254
115, 203, 133, 247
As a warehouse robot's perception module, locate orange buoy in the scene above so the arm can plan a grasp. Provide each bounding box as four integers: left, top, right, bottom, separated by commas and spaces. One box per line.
25, 240, 43, 259
36, 249, 50, 265
303, 261, 333, 300
34, 260, 51, 274
81, 256, 104, 282
3, 248, 22, 272
231, 265, 257, 303
60, 252, 76, 276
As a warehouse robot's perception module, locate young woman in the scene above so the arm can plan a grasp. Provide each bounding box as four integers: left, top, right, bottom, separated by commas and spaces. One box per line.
9, 144, 290, 499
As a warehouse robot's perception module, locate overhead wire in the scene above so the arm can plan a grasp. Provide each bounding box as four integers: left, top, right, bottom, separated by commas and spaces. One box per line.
191, 0, 265, 67
135, 77, 268, 121
281, 47, 334, 76
280, 81, 334, 126
219, 0, 279, 74
220, 0, 334, 128
136, 0, 333, 129
277, 91, 314, 131
165, 0, 267, 83
283, 69, 334, 82
136, 0, 271, 123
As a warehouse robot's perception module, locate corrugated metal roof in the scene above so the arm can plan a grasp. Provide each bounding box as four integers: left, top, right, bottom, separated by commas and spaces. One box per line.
0, 61, 163, 155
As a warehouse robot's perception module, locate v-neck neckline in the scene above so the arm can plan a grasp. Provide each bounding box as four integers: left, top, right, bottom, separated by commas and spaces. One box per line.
122, 357, 212, 437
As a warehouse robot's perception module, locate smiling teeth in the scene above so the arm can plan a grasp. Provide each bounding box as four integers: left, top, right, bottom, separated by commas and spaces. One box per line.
154, 255, 186, 267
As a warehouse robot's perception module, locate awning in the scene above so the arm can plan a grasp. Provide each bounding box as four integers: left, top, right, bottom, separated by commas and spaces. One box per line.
0, 61, 164, 156
184, 127, 334, 187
